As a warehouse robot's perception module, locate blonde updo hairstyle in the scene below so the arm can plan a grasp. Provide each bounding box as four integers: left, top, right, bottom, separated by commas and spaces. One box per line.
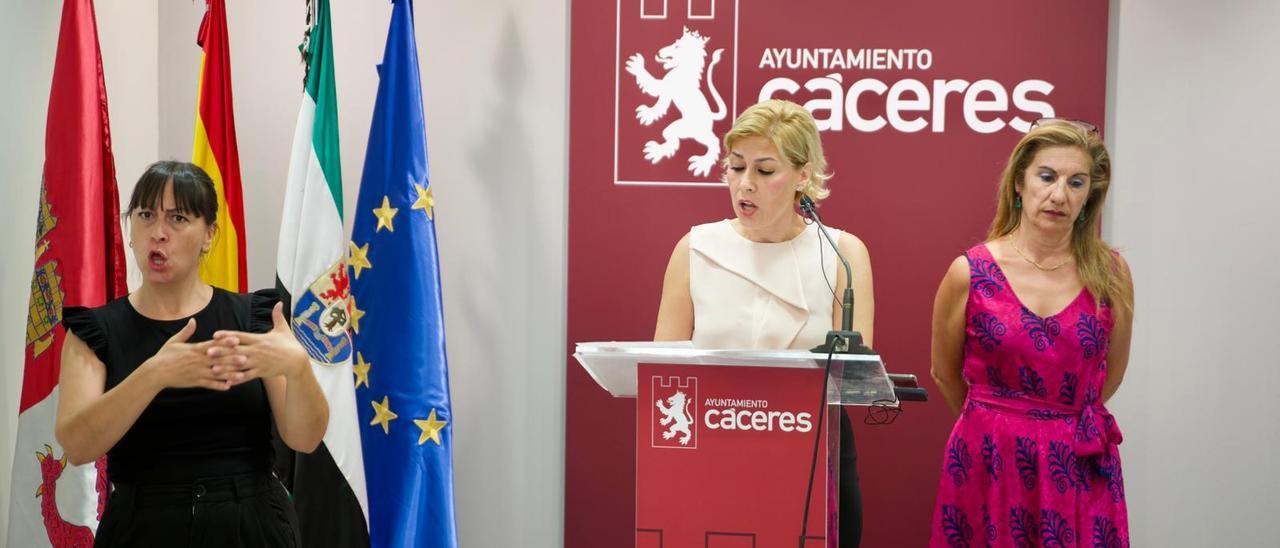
988, 122, 1132, 316
722, 99, 832, 202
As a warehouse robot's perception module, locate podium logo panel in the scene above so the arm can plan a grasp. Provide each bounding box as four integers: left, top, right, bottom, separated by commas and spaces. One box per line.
652, 376, 698, 449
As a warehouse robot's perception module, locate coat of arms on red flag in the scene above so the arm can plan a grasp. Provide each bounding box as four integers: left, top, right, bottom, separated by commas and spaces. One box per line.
27, 184, 64, 360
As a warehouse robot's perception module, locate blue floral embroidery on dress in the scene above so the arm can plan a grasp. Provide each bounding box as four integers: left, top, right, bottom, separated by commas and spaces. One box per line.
972, 312, 1007, 352
1019, 365, 1047, 397
1015, 437, 1039, 490
1021, 306, 1062, 350
968, 255, 1007, 298
1047, 441, 1080, 494
1092, 516, 1125, 548
1059, 372, 1079, 406
947, 437, 973, 487
1028, 409, 1066, 421
1110, 470, 1125, 504
941, 504, 974, 548
982, 434, 1002, 483
1075, 387, 1103, 444
986, 366, 1019, 398
1076, 312, 1110, 359
1097, 454, 1125, 502
1009, 506, 1040, 548
1040, 509, 1077, 548
1072, 453, 1091, 494
982, 504, 997, 543
1074, 411, 1100, 444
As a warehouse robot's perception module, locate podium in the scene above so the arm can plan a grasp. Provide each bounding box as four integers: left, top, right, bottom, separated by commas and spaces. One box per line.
575, 342, 899, 548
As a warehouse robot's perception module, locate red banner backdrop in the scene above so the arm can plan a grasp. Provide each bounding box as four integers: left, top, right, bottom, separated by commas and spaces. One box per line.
567, 1, 1109, 546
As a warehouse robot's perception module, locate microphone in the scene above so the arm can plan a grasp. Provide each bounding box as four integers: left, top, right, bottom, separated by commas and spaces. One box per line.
795, 197, 928, 546
796, 194, 875, 548
798, 195, 871, 354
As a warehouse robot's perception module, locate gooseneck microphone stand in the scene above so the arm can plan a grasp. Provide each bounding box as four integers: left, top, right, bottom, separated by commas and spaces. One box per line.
797, 196, 873, 548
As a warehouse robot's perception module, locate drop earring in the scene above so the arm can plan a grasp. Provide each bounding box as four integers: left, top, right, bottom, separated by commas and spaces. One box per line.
1014, 195, 1022, 209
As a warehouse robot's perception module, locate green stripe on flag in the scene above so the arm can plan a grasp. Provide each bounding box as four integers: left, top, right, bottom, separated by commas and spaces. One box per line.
305, 0, 343, 218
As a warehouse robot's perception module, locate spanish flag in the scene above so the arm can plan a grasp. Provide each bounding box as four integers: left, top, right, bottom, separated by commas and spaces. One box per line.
192, 0, 247, 291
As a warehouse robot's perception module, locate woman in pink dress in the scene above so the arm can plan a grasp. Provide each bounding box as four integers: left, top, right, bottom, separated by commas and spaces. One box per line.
928, 120, 1135, 547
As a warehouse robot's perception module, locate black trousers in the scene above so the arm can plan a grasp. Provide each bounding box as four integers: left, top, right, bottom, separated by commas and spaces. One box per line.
94, 472, 300, 548
840, 410, 863, 548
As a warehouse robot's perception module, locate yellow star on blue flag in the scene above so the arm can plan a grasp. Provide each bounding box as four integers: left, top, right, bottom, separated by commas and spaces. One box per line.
414, 408, 448, 446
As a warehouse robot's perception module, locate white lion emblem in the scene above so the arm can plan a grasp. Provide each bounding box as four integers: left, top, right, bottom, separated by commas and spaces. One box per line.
625, 26, 727, 177
656, 390, 694, 445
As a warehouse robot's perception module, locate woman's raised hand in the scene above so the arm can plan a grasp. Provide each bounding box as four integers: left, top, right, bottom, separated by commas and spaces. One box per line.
141, 318, 241, 391
207, 302, 310, 384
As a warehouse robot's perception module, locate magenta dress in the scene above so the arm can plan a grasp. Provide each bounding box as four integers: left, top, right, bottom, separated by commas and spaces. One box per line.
928, 244, 1129, 548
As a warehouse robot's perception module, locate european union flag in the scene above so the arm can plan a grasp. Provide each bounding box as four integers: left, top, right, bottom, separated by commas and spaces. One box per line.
350, 0, 457, 546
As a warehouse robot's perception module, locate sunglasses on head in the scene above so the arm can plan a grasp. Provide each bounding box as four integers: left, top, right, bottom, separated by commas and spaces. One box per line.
1030, 117, 1099, 136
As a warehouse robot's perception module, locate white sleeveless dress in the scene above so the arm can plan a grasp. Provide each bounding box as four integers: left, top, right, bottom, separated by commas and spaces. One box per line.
688, 219, 844, 350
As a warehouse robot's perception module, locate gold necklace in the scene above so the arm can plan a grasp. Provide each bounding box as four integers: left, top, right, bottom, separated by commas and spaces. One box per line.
1008, 234, 1072, 271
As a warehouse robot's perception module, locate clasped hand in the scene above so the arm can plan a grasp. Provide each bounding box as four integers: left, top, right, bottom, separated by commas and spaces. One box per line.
147, 302, 308, 391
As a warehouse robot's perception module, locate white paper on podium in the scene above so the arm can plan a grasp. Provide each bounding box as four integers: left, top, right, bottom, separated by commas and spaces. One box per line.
573, 341, 889, 402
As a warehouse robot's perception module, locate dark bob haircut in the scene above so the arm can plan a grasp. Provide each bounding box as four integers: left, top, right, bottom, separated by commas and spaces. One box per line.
125, 161, 219, 223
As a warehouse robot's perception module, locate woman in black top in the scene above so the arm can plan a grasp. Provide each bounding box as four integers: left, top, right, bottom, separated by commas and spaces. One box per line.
55, 161, 328, 547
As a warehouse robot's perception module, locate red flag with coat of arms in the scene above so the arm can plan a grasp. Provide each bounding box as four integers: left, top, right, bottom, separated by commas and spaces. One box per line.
6, 0, 128, 545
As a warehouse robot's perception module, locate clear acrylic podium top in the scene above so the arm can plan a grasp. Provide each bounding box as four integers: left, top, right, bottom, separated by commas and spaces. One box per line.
574, 341, 898, 406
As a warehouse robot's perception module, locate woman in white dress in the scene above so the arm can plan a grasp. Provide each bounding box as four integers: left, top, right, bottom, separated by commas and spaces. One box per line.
654, 99, 874, 547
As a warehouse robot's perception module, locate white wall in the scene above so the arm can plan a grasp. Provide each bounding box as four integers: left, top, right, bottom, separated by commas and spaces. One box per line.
0, 0, 158, 538
1106, 0, 1280, 545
